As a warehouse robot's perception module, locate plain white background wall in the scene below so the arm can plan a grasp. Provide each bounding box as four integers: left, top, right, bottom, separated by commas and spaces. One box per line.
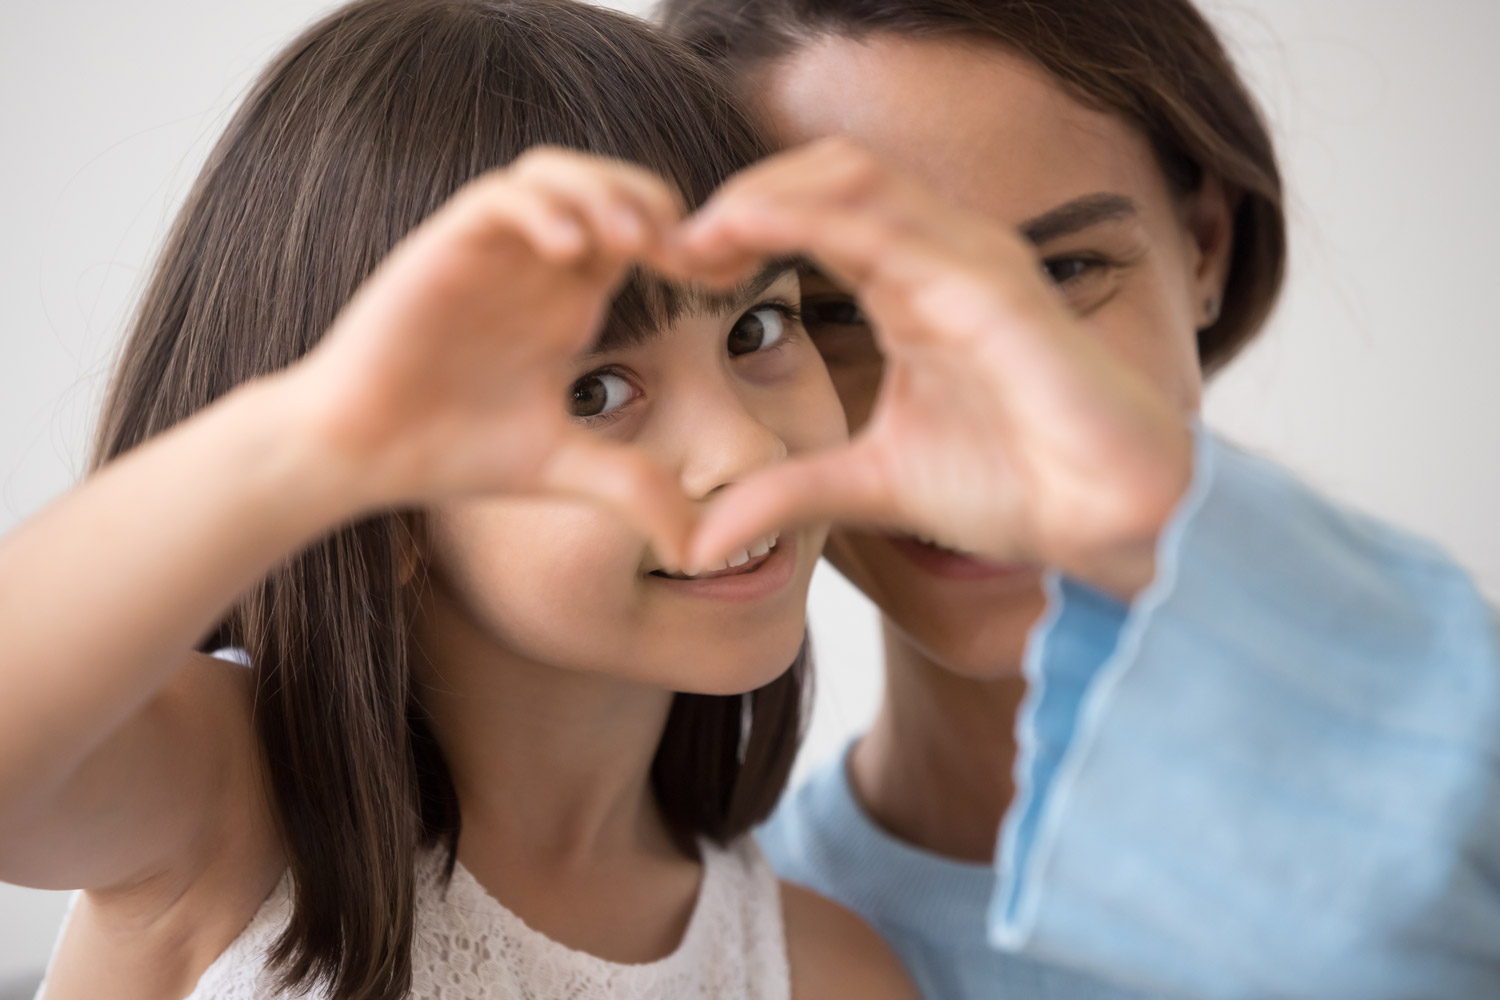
2, 0, 1497, 983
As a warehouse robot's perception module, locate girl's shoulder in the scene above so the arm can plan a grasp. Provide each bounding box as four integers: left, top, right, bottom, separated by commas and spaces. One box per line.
781, 878, 920, 1000
6, 648, 269, 893
27, 650, 282, 1000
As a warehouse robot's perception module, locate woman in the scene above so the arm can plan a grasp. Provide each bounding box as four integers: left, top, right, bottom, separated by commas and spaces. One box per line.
659, 1, 1500, 997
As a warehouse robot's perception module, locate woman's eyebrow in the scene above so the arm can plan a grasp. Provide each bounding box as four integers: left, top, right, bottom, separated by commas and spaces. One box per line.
1019, 193, 1139, 245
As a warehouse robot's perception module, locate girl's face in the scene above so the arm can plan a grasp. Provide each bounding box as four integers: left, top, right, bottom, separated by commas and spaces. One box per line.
421, 268, 846, 695
751, 34, 1230, 678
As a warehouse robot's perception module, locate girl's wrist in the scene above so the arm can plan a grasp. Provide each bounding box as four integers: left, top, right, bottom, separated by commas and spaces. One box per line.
216, 372, 378, 536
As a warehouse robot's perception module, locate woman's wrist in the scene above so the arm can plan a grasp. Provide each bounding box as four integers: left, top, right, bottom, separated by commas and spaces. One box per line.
1056, 540, 1160, 604
1047, 419, 1196, 602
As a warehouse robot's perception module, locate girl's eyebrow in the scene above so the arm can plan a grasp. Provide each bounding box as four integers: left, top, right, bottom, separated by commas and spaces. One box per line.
701, 256, 808, 318
586, 257, 806, 357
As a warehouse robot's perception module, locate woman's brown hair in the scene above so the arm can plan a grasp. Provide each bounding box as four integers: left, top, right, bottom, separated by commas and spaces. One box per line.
88, 2, 806, 998
657, 0, 1287, 372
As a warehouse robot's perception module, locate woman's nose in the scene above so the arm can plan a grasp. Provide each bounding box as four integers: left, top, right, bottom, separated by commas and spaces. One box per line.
673, 390, 789, 503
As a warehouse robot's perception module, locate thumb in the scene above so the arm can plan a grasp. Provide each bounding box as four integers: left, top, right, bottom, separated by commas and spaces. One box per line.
690, 444, 891, 572
539, 435, 696, 572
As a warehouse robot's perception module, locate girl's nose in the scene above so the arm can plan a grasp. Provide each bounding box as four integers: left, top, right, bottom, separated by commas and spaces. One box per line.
674, 391, 789, 503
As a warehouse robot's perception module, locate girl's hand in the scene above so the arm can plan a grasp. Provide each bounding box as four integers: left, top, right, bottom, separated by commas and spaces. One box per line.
287, 149, 695, 567
670, 138, 1194, 597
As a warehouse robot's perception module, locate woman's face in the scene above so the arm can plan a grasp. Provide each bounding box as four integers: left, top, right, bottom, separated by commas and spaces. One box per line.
420, 268, 847, 696
750, 34, 1230, 678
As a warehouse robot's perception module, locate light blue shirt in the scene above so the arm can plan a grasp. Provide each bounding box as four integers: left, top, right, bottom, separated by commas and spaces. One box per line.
760, 741, 1154, 999
763, 427, 1500, 999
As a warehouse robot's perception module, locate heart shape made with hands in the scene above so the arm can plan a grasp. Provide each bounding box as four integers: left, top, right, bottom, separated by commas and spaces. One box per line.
660, 138, 1194, 596
327, 140, 1188, 592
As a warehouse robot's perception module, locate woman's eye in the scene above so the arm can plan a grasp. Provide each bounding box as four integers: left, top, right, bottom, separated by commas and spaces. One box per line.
802, 298, 866, 328
727, 306, 789, 357
1042, 256, 1099, 285
568, 371, 635, 419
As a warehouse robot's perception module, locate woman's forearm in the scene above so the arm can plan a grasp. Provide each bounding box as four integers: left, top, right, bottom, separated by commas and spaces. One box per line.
997, 428, 1500, 999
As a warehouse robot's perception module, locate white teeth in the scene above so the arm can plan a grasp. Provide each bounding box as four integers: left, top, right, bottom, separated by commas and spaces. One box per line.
656, 532, 782, 581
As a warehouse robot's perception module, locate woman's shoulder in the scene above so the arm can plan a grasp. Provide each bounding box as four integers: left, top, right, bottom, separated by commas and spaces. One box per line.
780, 881, 919, 1000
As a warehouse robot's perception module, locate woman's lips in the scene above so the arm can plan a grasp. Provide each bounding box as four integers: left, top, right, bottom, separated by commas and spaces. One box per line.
885, 534, 1032, 581
646, 534, 799, 602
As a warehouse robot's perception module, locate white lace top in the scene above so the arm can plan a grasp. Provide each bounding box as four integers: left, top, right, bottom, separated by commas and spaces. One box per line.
32, 645, 790, 1000
37, 837, 789, 1000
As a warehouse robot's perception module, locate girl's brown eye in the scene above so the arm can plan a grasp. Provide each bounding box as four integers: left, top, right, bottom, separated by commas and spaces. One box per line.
569, 371, 632, 418
727, 306, 788, 357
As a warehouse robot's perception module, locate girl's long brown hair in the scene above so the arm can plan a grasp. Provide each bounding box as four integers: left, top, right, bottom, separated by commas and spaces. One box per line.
89, 2, 807, 997
657, 0, 1287, 373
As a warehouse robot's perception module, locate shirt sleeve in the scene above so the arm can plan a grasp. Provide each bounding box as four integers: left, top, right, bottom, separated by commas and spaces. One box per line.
991, 424, 1500, 1000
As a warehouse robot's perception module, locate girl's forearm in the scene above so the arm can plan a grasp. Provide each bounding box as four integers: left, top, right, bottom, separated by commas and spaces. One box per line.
0, 372, 361, 821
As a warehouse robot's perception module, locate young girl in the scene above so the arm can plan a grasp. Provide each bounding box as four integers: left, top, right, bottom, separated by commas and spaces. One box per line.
0, 1, 914, 998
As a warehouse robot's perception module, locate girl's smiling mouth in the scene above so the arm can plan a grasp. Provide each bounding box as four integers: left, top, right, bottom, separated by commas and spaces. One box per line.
647, 532, 798, 601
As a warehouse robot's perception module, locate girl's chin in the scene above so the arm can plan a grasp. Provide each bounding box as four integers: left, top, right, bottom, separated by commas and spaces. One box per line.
643, 635, 809, 698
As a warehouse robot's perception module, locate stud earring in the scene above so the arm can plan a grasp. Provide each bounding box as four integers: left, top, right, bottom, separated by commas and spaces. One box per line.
1203, 297, 1220, 327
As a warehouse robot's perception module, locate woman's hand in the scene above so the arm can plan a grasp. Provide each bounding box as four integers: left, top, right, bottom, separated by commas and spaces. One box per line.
286, 149, 696, 567
670, 138, 1194, 597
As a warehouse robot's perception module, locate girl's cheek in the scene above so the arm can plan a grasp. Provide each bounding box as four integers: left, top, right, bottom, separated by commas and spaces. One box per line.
431, 498, 648, 624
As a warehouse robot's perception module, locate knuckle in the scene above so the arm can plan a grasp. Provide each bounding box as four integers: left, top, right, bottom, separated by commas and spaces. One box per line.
813, 134, 863, 161
713, 172, 757, 206
722, 200, 772, 237
460, 172, 518, 216
511, 147, 551, 172
614, 160, 663, 189
514, 146, 586, 179
833, 150, 884, 201
468, 168, 513, 197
